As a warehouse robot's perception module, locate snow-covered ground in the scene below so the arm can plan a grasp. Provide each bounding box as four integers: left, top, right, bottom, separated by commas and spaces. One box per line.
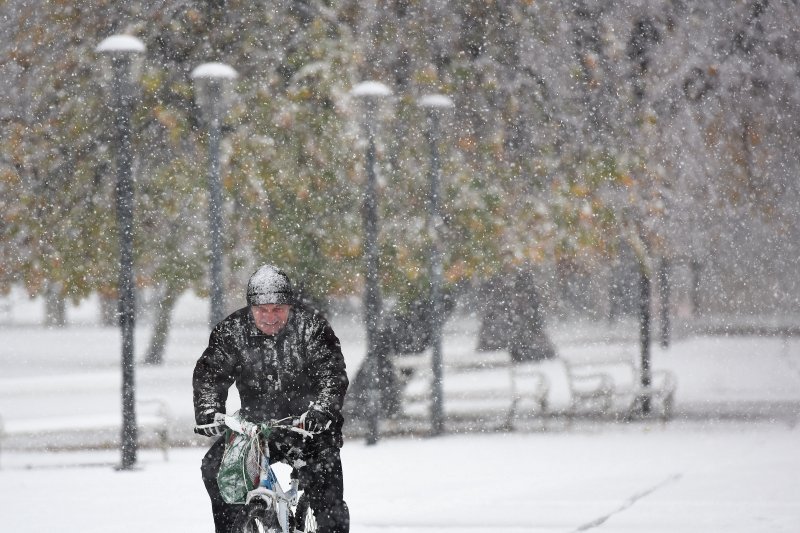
1, 290, 800, 531
2, 423, 798, 532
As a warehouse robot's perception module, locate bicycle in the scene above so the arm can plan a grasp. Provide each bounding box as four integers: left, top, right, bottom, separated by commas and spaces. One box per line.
205, 413, 319, 533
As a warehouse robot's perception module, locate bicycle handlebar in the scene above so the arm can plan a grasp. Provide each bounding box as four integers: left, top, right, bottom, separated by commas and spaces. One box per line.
196, 413, 318, 440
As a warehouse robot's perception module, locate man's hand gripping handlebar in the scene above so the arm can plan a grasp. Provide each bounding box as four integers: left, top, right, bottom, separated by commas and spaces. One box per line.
194, 412, 320, 439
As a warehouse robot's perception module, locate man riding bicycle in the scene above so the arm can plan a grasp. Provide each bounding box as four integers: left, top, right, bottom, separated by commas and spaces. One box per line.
193, 264, 350, 533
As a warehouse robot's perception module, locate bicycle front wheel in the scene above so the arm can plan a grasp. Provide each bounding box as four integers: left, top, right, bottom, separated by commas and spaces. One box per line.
233, 500, 281, 533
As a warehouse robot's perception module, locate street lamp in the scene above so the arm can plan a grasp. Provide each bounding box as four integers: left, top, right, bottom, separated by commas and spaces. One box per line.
419, 94, 454, 436
658, 257, 670, 349
638, 257, 652, 416
96, 34, 145, 470
191, 62, 238, 328
350, 81, 392, 445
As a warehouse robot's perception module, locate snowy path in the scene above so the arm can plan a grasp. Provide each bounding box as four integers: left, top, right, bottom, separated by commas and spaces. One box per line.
2, 422, 798, 532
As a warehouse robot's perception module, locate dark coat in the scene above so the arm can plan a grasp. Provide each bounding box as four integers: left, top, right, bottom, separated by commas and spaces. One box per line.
193, 304, 349, 446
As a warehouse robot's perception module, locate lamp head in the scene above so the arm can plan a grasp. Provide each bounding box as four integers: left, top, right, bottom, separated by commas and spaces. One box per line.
191, 62, 239, 123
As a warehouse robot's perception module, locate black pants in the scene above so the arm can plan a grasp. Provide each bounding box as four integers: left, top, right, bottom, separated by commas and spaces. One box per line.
201, 436, 350, 533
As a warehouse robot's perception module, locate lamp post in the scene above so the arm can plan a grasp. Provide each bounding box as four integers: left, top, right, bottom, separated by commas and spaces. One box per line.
350, 81, 392, 445
419, 94, 453, 436
191, 62, 238, 328
658, 257, 670, 348
96, 34, 145, 470
638, 259, 652, 415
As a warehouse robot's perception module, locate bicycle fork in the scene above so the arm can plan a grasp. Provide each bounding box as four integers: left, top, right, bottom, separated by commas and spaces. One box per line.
244, 443, 300, 533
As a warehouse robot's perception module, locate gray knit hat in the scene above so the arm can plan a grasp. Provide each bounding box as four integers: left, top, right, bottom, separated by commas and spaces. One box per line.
246, 265, 294, 305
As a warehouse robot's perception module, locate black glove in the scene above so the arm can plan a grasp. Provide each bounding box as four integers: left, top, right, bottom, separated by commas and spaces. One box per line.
194, 409, 224, 438
302, 407, 332, 433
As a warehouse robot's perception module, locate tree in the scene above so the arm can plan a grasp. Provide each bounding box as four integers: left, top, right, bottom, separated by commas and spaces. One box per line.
2, 0, 799, 334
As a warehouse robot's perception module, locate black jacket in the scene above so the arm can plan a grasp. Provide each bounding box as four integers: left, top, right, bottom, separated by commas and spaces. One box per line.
193, 305, 349, 446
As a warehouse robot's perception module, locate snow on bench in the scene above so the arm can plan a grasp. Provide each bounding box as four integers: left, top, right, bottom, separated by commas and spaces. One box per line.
395, 350, 550, 429
0, 398, 171, 461
560, 349, 676, 421
392, 342, 676, 427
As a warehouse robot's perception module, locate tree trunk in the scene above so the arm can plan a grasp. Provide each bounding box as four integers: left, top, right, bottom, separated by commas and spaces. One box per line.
143, 286, 179, 365
99, 291, 117, 326
690, 259, 702, 317
44, 282, 66, 327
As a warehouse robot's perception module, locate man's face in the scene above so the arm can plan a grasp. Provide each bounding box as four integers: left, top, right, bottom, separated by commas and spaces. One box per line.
251, 304, 292, 335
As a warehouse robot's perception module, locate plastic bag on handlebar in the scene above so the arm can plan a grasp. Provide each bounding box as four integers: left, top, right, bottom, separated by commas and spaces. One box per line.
217, 413, 262, 504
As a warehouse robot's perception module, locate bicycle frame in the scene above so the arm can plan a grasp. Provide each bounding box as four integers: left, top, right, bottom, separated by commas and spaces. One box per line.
244, 435, 299, 532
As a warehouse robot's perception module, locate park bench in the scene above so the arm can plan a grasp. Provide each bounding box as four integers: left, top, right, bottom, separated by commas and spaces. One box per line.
562, 357, 616, 418
560, 348, 676, 421
394, 349, 550, 429
615, 365, 677, 421
0, 398, 171, 465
